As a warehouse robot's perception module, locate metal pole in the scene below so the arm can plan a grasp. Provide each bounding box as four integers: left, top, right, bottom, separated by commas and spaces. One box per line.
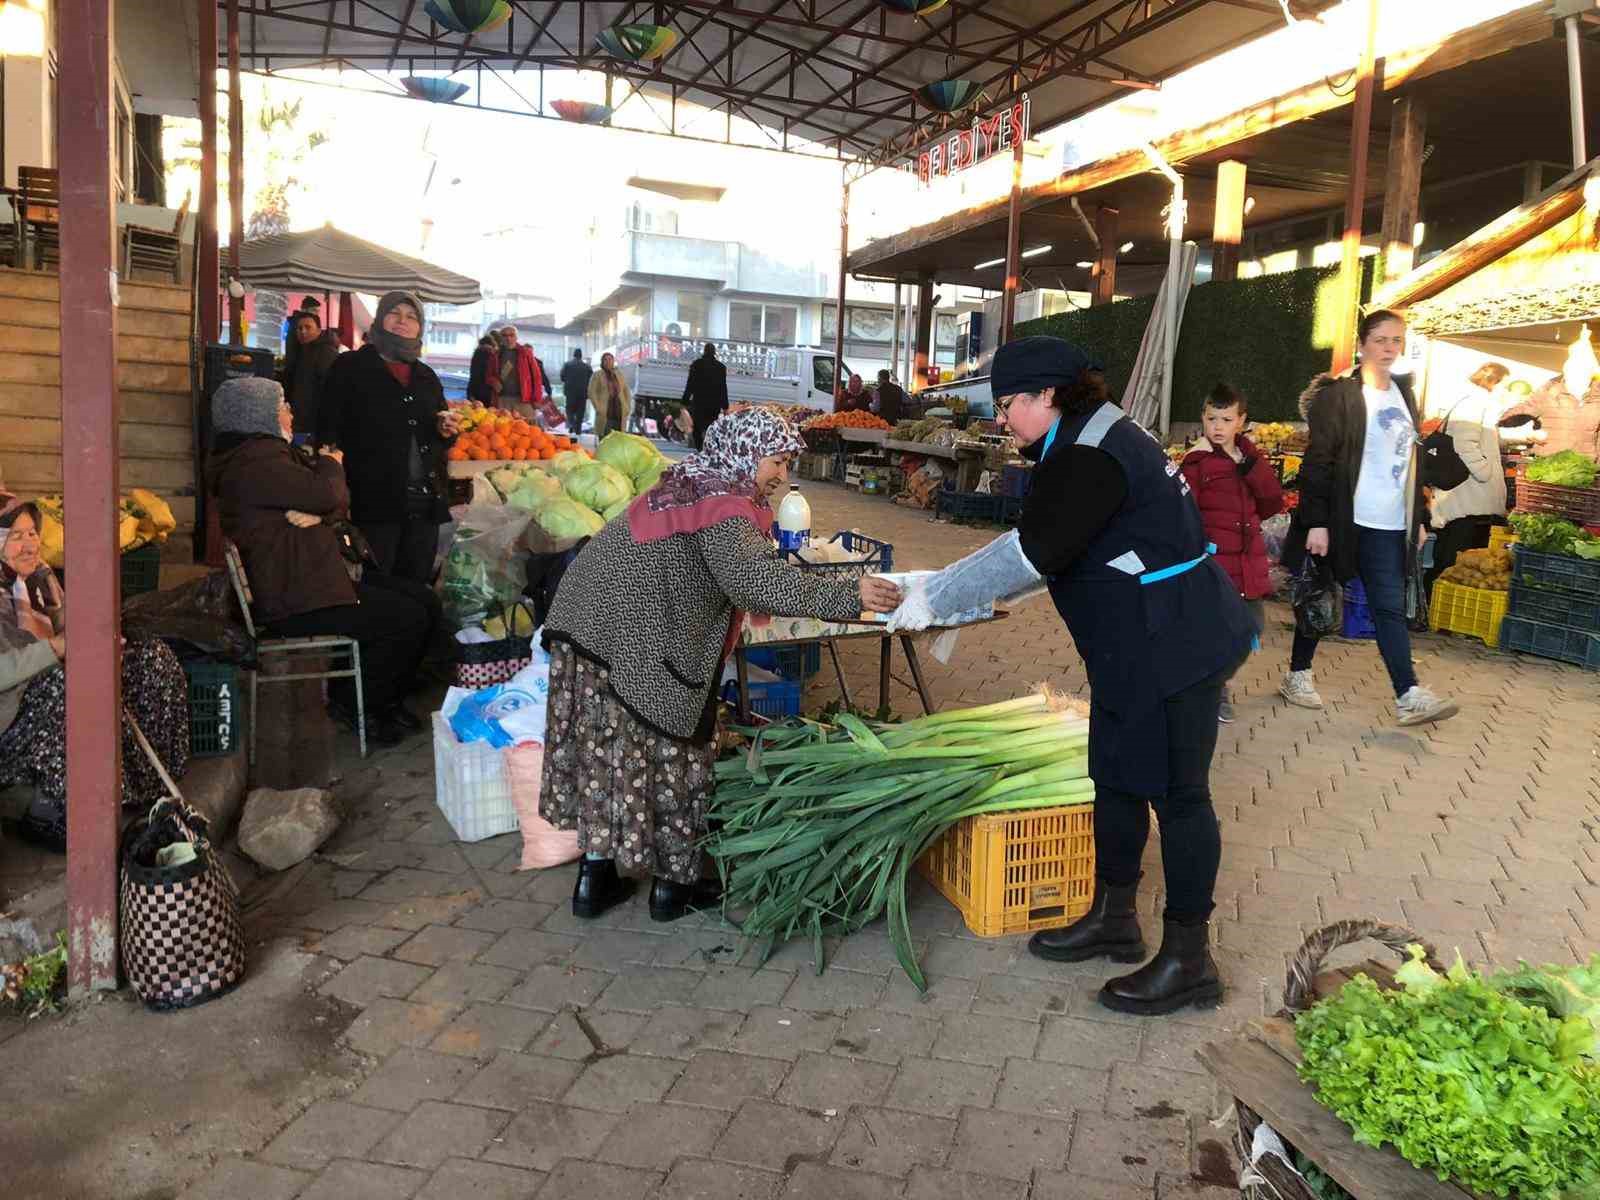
1566, 16, 1588, 169
1332, 0, 1380, 375
1159, 176, 1183, 440
831, 174, 848, 407
227, 0, 244, 344
197, 0, 219, 343
1000, 129, 1025, 344
59, 0, 122, 996
888, 283, 901, 383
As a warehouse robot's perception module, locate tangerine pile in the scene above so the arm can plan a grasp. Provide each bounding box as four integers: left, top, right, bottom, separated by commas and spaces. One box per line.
448, 412, 579, 462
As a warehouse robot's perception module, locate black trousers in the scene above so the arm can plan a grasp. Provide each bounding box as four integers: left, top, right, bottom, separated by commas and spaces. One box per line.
266, 572, 436, 712
691, 405, 720, 450
1092, 667, 1228, 923
565, 401, 586, 435
360, 518, 441, 584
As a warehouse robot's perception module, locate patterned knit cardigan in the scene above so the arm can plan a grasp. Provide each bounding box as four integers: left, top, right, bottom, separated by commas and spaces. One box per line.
543, 516, 861, 742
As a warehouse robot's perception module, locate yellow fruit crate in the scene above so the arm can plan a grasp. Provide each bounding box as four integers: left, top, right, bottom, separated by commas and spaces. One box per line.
1429, 579, 1509, 648
1488, 526, 1519, 552
918, 802, 1094, 938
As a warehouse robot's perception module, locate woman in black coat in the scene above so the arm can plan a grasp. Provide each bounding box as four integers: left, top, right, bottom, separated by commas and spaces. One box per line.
1279, 309, 1457, 726
318, 291, 461, 582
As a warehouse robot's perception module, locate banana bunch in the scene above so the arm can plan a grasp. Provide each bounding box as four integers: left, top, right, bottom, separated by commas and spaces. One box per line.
30, 489, 177, 567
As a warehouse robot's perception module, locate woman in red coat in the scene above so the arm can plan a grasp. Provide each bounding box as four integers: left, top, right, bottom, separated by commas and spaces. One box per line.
1180, 383, 1284, 722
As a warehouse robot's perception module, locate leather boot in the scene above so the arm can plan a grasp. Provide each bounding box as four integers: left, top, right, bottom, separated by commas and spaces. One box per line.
1027, 877, 1145, 963
650, 876, 724, 923
571, 857, 636, 920
1098, 918, 1223, 1016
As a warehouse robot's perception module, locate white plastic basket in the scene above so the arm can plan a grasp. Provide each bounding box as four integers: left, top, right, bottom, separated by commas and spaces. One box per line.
432, 711, 519, 842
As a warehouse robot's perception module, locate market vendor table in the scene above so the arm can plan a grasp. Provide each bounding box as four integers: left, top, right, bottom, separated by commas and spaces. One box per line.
732, 612, 1005, 722
837, 428, 889, 446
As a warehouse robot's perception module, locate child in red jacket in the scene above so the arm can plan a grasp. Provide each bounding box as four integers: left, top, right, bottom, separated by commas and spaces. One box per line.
1180, 383, 1285, 722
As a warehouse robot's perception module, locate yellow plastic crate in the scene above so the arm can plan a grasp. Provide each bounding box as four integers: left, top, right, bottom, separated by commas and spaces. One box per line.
1488, 526, 1519, 552
918, 802, 1094, 938
1429, 579, 1509, 648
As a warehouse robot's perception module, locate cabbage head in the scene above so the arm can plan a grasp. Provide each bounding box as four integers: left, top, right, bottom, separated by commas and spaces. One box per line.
546, 450, 590, 477
602, 498, 631, 523
596, 431, 666, 485
632, 458, 667, 496
504, 470, 564, 512
536, 498, 605, 540
564, 462, 633, 512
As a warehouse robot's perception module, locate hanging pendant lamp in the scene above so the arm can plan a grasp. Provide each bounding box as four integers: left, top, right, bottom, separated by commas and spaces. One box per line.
595, 23, 681, 63
423, 0, 512, 36
880, 0, 950, 15
401, 76, 470, 104
551, 100, 613, 125
917, 79, 980, 112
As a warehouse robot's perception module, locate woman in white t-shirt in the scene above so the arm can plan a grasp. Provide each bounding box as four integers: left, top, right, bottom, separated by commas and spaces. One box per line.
1278, 311, 1458, 727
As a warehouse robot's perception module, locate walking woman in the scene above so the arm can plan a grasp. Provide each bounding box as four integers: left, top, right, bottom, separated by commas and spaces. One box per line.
1426, 361, 1509, 591
887, 336, 1254, 1015
1279, 309, 1458, 725
588, 352, 633, 440
318, 291, 461, 582
540, 407, 900, 922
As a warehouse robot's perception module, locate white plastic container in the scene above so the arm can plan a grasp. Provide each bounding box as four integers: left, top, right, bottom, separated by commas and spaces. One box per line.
432, 711, 519, 842
775, 485, 812, 553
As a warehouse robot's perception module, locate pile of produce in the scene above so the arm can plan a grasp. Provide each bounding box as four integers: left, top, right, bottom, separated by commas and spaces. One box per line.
1508, 513, 1600, 559
707, 690, 1092, 989
1296, 947, 1600, 1198
482, 431, 670, 537
33, 489, 177, 566
1248, 421, 1304, 453
1438, 546, 1513, 590
892, 417, 955, 445
803, 411, 892, 432
446, 403, 583, 462
1524, 449, 1599, 489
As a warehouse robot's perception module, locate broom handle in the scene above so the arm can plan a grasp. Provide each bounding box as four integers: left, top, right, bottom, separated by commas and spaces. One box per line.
125, 706, 185, 801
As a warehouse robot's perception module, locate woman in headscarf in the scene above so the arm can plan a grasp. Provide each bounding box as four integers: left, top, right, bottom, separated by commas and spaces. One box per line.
318, 291, 461, 582
587, 352, 633, 440
0, 489, 190, 850
540, 408, 901, 922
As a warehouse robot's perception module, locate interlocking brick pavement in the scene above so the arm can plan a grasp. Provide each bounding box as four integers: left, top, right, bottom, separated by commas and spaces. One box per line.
180, 483, 1600, 1200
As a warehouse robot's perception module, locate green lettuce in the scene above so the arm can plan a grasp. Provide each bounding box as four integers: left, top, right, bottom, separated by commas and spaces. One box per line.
564, 462, 633, 512
1525, 450, 1599, 488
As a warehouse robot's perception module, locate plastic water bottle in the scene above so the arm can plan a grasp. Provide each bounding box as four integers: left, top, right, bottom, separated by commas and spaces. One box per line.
775, 485, 812, 553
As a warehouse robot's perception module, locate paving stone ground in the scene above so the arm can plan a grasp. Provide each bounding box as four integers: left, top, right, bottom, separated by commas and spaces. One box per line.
134, 484, 1600, 1198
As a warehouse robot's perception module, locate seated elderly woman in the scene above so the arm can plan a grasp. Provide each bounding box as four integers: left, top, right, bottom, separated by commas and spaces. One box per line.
0, 486, 190, 851
208, 377, 438, 748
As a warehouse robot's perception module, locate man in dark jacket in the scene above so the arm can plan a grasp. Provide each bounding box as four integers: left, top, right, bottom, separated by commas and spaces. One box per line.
467, 330, 502, 406
281, 310, 343, 438
874, 369, 906, 424
684, 343, 730, 449
561, 349, 593, 434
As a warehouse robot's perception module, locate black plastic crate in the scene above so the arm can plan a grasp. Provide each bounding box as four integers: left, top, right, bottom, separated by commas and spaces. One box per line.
185, 660, 241, 757
746, 644, 823, 680
1511, 545, 1600, 599
786, 531, 894, 580
1508, 583, 1600, 633
120, 543, 162, 598
998, 464, 1033, 499
1500, 615, 1600, 669
937, 489, 1006, 524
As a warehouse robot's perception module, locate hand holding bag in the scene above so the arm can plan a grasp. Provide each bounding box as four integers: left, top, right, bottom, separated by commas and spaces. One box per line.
119, 713, 245, 1011
1291, 556, 1343, 639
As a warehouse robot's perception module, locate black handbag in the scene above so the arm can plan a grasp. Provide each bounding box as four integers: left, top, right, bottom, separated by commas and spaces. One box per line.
1291, 556, 1343, 640
1417, 402, 1471, 491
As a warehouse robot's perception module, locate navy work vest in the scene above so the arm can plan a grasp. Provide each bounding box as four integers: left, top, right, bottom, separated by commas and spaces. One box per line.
1042, 403, 1254, 794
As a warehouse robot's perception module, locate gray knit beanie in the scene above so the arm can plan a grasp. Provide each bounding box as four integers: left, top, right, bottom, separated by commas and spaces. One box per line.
212, 376, 285, 438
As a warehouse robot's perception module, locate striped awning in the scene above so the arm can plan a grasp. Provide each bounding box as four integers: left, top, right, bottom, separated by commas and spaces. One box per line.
236, 224, 482, 305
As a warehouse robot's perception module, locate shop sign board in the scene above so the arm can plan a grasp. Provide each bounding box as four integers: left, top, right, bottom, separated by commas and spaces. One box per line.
907, 95, 1031, 188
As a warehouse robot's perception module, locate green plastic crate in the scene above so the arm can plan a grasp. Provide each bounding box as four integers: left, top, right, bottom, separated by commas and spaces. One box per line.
185, 660, 240, 757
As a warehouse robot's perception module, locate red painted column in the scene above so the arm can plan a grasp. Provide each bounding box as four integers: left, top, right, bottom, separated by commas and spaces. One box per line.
58, 0, 123, 995
227, 0, 244, 344
197, 0, 220, 343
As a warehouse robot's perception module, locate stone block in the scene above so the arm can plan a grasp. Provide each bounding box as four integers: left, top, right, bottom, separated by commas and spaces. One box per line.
778, 1162, 904, 1200
453, 1049, 583, 1109
176, 1159, 312, 1200
929, 1013, 1039, 1067
431, 1002, 551, 1059
593, 1102, 730, 1170
536, 1159, 661, 1200
1066, 1111, 1188, 1188
830, 1107, 954, 1176
318, 955, 432, 1006
482, 1101, 622, 1172
413, 1159, 547, 1200
370, 1099, 508, 1169
951, 1106, 1071, 1182
238, 786, 342, 871
903, 1167, 1026, 1200
830, 1009, 939, 1064
562, 1053, 685, 1112
258, 1099, 401, 1170
732, 1007, 843, 1060
665, 1049, 791, 1109
348, 1047, 480, 1112
295, 1160, 426, 1200
712, 1099, 844, 1171
631, 1005, 743, 1059
656, 1159, 781, 1200
884, 1057, 999, 1118
992, 1056, 1108, 1117
776, 1052, 895, 1110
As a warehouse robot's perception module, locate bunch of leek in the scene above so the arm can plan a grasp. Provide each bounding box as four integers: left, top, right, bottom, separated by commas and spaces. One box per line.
706, 689, 1092, 990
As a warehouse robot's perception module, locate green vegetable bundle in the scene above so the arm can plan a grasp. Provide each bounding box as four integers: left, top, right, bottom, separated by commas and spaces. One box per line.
1525, 450, 1599, 488
1296, 948, 1600, 1198
707, 691, 1092, 990
1508, 513, 1600, 558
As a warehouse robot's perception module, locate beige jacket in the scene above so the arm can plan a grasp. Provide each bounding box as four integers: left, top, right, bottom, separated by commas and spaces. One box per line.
1430, 389, 1507, 528
0, 639, 58, 736
588, 368, 633, 438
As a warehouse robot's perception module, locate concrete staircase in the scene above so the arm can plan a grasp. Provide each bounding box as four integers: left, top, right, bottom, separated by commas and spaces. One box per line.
0, 267, 198, 557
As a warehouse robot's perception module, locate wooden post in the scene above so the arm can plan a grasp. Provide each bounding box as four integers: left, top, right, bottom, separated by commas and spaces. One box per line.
58, 0, 122, 995
1331, 0, 1380, 375
912, 278, 934, 392
831, 175, 848, 407
1211, 160, 1247, 283
227, 0, 244, 344
1000, 131, 1025, 344
1091, 206, 1118, 306
1378, 97, 1426, 285
197, 0, 219, 343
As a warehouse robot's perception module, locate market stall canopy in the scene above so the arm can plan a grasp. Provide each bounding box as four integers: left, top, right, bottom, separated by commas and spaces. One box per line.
235, 224, 483, 304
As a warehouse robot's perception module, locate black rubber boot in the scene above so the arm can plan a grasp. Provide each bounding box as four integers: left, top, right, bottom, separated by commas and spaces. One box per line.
1098, 918, 1223, 1016
649, 876, 723, 923
571, 857, 637, 920
1027, 877, 1145, 963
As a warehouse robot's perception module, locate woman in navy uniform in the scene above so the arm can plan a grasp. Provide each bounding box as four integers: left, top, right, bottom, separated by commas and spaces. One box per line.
888, 336, 1254, 1015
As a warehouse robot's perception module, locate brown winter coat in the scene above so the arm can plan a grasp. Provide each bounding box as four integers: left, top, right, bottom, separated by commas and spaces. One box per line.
209, 435, 358, 625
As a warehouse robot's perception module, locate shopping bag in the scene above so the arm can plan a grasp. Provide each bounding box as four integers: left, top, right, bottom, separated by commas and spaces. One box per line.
118, 714, 245, 1011
1291, 556, 1343, 639
454, 599, 537, 688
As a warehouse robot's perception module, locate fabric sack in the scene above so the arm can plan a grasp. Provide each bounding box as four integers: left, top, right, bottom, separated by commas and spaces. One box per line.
503, 742, 581, 870
1291, 556, 1343, 640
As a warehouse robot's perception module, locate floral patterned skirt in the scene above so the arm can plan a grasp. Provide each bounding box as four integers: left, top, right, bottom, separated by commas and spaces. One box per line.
538, 641, 714, 885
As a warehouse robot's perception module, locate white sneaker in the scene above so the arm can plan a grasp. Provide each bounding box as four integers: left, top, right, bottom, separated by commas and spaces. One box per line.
1396, 685, 1459, 727
1279, 670, 1324, 709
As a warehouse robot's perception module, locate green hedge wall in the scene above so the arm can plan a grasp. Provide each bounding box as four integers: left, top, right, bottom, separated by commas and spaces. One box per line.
1014, 261, 1376, 422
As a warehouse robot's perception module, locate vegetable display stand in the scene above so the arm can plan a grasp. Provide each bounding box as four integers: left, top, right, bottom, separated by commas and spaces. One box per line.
1198, 921, 1465, 1200
1427, 580, 1508, 648
918, 802, 1094, 937
1340, 578, 1376, 640
1513, 467, 1600, 525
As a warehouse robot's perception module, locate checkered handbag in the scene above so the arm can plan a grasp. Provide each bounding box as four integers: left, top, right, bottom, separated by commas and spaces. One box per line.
119, 714, 245, 1011
453, 599, 535, 688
